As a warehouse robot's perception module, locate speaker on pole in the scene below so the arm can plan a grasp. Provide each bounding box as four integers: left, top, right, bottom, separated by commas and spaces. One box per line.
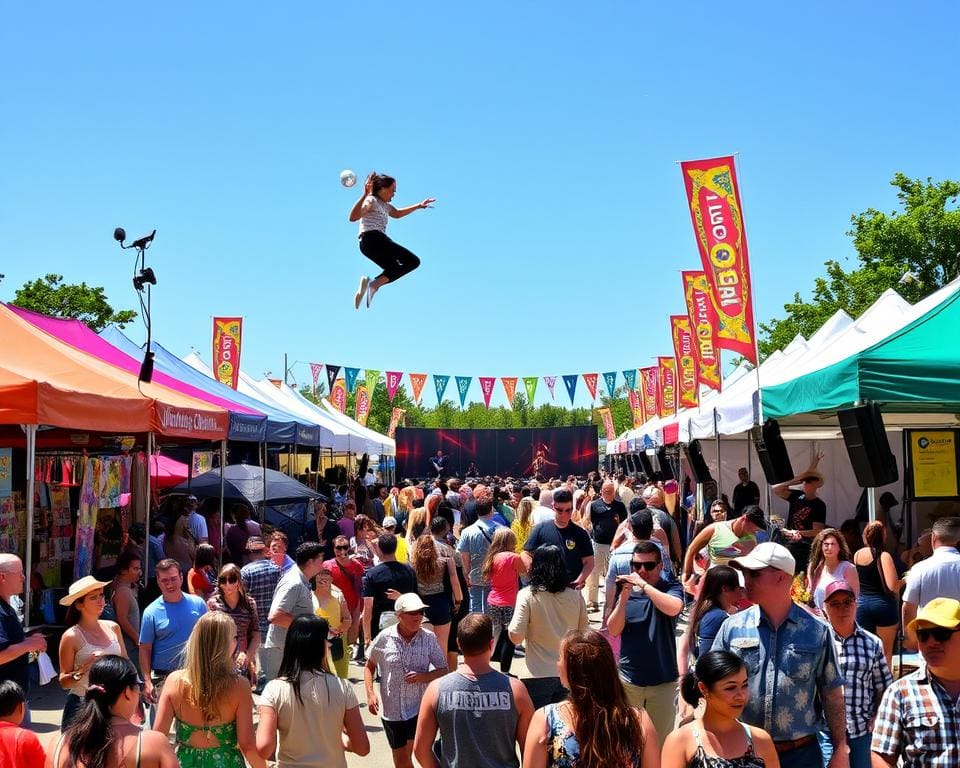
683, 440, 713, 484
838, 403, 899, 487
656, 446, 675, 481
637, 451, 655, 479
750, 419, 795, 485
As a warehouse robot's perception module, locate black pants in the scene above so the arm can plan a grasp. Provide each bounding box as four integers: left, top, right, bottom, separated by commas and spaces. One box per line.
359, 230, 421, 283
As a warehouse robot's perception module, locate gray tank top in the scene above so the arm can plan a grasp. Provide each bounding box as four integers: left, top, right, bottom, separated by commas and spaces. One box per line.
435, 669, 519, 768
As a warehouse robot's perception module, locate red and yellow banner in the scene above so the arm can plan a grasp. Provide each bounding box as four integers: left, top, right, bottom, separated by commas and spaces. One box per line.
330, 378, 347, 414
387, 407, 406, 438
409, 373, 427, 403
671, 315, 699, 408
212, 317, 242, 390
681, 155, 757, 363
628, 389, 644, 428
658, 356, 677, 418
682, 270, 722, 390
501, 377, 518, 408
640, 366, 658, 424
596, 406, 616, 441
354, 385, 371, 426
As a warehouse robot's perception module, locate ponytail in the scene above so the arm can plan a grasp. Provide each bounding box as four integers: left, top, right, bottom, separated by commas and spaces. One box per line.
681, 650, 747, 708
679, 670, 704, 707
65, 655, 138, 768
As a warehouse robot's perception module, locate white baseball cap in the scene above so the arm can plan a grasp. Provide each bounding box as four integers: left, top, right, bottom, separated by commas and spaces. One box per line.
730, 542, 795, 576
394, 593, 429, 613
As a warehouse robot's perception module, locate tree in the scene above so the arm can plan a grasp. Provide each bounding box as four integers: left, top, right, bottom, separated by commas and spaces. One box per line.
11, 273, 138, 331
759, 173, 960, 358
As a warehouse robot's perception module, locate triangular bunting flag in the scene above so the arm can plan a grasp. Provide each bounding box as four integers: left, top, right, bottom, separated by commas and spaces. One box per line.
365, 370, 381, 396
523, 376, 538, 405
501, 377, 518, 408
582, 373, 599, 401
622, 369, 638, 391
434, 374, 450, 404
455, 376, 472, 408
309, 363, 323, 395
543, 376, 557, 400
385, 371, 404, 403
562, 375, 578, 405
479, 377, 495, 408
602, 371, 618, 399
409, 373, 427, 403
325, 365, 341, 395
344, 367, 361, 394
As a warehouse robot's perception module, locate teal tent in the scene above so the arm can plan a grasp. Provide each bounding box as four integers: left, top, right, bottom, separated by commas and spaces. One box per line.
763, 283, 960, 419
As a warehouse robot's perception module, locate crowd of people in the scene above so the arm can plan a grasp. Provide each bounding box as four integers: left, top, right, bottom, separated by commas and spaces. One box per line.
0, 460, 959, 768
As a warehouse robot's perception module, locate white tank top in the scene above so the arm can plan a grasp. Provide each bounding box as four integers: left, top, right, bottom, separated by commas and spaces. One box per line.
70, 622, 123, 693
359, 196, 391, 234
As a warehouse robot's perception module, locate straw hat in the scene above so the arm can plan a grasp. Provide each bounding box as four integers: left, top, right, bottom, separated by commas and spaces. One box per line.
59, 575, 111, 606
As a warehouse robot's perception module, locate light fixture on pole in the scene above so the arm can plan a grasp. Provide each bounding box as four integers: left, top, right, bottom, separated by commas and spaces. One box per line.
115, 227, 158, 383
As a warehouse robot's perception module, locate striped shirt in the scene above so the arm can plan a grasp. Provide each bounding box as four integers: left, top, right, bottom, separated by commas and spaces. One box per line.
872, 663, 960, 767
367, 626, 447, 721
359, 195, 393, 234
830, 624, 892, 737
240, 558, 281, 636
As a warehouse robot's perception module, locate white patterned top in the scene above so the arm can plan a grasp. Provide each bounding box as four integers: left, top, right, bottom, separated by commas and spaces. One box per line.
359, 196, 394, 234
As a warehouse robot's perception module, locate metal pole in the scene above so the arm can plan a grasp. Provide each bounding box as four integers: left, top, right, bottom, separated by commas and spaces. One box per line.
144, 433, 153, 579
219, 439, 227, 535
24, 425, 37, 625
713, 408, 722, 499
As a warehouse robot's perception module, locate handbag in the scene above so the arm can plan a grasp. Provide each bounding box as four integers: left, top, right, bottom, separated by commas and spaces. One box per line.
329, 635, 345, 661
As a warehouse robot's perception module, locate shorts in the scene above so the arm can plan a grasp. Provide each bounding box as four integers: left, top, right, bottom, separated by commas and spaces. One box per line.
382, 715, 419, 749
423, 591, 452, 626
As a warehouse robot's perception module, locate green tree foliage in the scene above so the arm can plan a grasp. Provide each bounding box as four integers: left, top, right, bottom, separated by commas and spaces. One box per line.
11, 273, 138, 331
759, 173, 960, 358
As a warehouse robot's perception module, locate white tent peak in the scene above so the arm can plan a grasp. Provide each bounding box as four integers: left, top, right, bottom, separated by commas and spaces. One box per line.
807, 309, 854, 348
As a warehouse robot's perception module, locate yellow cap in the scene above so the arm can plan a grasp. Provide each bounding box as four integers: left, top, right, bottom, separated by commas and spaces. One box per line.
908, 597, 960, 631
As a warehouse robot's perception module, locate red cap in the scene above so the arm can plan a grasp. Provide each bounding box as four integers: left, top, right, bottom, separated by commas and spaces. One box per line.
824, 580, 856, 602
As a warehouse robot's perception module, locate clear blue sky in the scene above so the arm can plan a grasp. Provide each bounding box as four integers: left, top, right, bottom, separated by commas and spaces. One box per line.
3, 2, 958, 410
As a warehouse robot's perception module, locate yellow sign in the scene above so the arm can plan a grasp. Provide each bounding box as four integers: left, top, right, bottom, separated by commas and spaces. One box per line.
910, 431, 958, 498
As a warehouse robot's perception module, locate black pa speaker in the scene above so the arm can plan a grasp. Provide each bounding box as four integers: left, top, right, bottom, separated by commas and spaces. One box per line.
750, 419, 794, 485
637, 451, 655, 478
656, 447, 675, 481
324, 465, 347, 485
838, 403, 899, 487
683, 440, 713, 484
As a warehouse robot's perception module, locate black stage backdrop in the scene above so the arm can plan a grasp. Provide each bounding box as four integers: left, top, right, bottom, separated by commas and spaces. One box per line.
395, 426, 599, 478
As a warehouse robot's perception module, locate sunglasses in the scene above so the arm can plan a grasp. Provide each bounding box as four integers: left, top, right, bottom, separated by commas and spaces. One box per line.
218, 575, 239, 585
916, 627, 959, 643
335, 545, 350, 551
630, 561, 660, 572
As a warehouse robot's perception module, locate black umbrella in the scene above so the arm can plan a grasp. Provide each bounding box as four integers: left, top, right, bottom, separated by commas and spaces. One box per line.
167, 464, 322, 506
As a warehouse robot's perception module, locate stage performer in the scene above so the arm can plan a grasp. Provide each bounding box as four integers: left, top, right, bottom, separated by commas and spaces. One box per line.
348, 172, 435, 309
429, 450, 447, 479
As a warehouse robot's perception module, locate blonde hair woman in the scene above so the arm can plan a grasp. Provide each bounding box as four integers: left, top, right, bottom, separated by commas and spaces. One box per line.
154, 612, 265, 768
511, 497, 536, 553
313, 568, 352, 678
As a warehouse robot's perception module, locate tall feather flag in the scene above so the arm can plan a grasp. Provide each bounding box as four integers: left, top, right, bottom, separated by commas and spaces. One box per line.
639, 367, 658, 424
597, 406, 616, 441
657, 356, 677, 418
682, 270, 722, 391
330, 378, 347, 414
354, 384, 371, 426
671, 315, 700, 408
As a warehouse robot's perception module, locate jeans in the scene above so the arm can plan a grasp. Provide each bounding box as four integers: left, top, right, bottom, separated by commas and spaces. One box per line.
819, 730, 870, 768
522, 676, 568, 709
779, 738, 822, 768
61, 692, 84, 731
468, 585, 491, 614
620, 679, 676, 748
585, 542, 611, 605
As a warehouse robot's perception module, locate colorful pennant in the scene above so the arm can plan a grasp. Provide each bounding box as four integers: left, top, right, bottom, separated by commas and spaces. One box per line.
325, 365, 341, 395
501, 377, 518, 408
455, 376, 472, 408
582, 373, 598, 402
434, 374, 450, 404
562, 375, 578, 405
479, 377, 495, 408
602, 371, 618, 399
386, 371, 403, 403
622, 369, 638, 392
544, 376, 557, 400
409, 373, 427, 403
344, 367, 361, 394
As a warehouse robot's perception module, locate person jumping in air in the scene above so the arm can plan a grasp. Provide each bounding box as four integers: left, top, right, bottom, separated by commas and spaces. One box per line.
348, 172, 435, 309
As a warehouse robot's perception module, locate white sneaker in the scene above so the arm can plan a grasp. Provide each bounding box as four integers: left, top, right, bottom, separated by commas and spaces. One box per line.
354, 276, 369, 309
366, 282, 376, 308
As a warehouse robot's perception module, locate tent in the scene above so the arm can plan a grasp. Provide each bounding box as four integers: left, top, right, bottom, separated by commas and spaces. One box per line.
316, 396, 395, 455
167, 464, 322, 506
149, 454, 190, 489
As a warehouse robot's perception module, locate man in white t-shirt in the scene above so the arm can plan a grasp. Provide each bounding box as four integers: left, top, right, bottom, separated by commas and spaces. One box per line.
531, 488, 555, 525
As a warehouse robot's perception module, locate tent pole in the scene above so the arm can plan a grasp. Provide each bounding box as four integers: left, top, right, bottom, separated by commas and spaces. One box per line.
867, 487, 876, 523
24, 425, 37, 625
219, 440, 227, 565
262, 441, 267, 522
713, 408, 722, 499
144, 433, 154, 582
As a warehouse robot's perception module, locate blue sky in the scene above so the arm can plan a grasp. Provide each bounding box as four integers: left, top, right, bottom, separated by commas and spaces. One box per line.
2, 2, 958, 410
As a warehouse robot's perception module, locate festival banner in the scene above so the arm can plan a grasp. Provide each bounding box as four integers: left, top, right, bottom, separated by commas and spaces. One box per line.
434, 374, 450, 404
455, 376, 472, 408
543, 376, 557, 400
211, 317, 242, 389
501, 377, 518, 408
622, 369, 638, 392
562, 375, 578, 405
658, 356, 677, 418
640, 366, 658, 423
309, 363, 323, 396
387, 407, 406, 439
597, 406, 616, 441
582, 373, 599, 402
523, 376, 539, 404
365, 370, 380, 397
330, 378, 347, 414
628, 389, 645, 428
479, 377, 496, 408
354, 385, 371, 426
386, 371, 404, 403
409, 373, 427, 404
344, 367, 361, 394
682, 270, 722, 390
671, 315, 700, 408
681, 155, 757, 363
602, 371, 618, 399
325, 364, 341, 395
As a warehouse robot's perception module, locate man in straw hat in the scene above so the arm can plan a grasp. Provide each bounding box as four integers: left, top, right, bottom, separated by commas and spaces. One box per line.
872, 597, 960, 767
773, 449, 827, 573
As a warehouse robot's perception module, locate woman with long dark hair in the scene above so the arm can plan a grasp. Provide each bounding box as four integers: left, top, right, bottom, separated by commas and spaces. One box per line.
523, 629, 658, 768
49, 655, 176, 768
508, 545, 588, 709
348, 172, 435, 309
206, 563, 260, 682
678, 565, 744, 676
853, 520, 901, 668
256, 615, 368, 768
662, 650, 778, 768
807, 527, 859, 613
187, 544, 218, 600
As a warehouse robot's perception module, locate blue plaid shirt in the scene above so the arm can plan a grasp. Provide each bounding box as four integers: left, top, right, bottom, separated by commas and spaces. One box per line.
712, 602, 843, 741
240, 557, 281, 636
831, 624, 893, 738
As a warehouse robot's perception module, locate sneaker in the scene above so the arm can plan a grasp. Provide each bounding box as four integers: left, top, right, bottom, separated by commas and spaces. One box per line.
354, 276, 369, 309
366, 281, 376, 308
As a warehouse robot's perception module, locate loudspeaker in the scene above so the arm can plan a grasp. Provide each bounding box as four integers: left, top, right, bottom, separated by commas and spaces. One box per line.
750, 419, 794, 485
683, 440, 713, 484
637, 451, 655, 478
838, 403, 899, 487
324, 465, 347, 485
656, 447, 675, 481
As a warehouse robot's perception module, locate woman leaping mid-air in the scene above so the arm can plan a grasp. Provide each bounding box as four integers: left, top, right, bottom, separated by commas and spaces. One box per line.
348, 172, 435, 309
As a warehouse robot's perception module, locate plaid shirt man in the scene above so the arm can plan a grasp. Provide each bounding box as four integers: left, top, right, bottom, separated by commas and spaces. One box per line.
240, 557, 281, 637
871, 663, 960, 767
831, 624, 893, 738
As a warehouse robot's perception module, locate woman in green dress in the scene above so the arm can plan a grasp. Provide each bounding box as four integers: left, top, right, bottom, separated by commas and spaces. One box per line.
153, 612, 265, 768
